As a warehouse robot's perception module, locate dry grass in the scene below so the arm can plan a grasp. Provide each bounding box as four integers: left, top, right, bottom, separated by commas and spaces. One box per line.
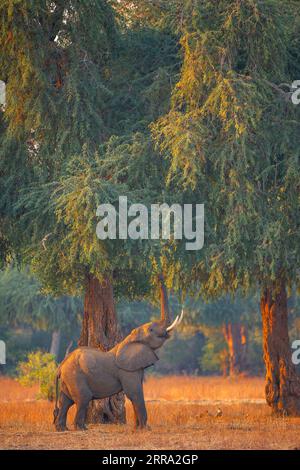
1, 375, 300, 450
0, 376, 38, 402
144, 375, 265, 402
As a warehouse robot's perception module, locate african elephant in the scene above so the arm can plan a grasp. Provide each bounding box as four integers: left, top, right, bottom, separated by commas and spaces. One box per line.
53, 278, 183, 431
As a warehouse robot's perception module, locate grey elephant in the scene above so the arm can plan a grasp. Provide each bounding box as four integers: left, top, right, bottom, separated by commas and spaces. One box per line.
53, 279, 183, 431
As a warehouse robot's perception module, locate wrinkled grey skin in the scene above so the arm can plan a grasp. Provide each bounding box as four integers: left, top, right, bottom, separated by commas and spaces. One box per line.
53, 279, 177, 431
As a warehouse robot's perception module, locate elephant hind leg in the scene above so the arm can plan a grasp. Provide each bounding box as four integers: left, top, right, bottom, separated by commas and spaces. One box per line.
54, 392, 74, 432
74, 398, 91, 431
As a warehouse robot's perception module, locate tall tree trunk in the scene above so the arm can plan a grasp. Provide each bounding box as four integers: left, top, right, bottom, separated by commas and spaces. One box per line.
261, 278, 300, 415
223, 323, 247, 376
50, 329, 61, 359
240, 325, 248, 372
78, 275, 126, 424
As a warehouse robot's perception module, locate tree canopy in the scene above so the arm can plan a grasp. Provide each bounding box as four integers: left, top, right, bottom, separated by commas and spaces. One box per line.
153, 0, 300, 294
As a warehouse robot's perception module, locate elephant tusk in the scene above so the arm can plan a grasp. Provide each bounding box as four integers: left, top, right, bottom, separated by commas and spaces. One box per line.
177, 309, 184, 326
166, 315, 179, 332
166, 309, 184, 332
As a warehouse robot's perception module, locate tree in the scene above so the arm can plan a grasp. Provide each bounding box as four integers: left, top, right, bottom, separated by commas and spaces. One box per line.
0, 0, 118, 270
153, 0, 300, 414
187, 294, 260, 376
0, 0, 125, 422
1, 1, 180, 422
0, 107, 32, 268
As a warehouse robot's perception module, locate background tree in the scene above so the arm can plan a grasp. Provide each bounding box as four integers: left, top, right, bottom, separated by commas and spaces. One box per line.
0, 267, 81, 359
153, 0, 300, 414
186, 294, 261, 376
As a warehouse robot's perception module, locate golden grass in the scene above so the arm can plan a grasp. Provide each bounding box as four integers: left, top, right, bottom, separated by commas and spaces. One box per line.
0, 376, 38, 402
144, 375, 265, 401
1, 376, 300, 449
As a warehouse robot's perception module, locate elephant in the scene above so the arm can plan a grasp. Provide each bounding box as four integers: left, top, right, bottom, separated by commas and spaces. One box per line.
53, 278, 183, 431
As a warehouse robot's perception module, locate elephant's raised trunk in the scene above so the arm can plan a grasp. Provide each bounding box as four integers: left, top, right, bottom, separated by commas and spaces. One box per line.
159, 275, 171, 326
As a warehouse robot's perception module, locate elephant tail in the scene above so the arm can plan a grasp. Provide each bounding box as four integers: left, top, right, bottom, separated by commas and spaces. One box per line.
53, 369, 60, 424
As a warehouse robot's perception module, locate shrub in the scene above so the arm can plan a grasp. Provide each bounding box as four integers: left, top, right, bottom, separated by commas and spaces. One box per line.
17, 351, 57, 401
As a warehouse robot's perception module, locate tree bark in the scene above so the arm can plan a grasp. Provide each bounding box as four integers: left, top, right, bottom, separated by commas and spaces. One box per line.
78, 275, 126, 424
261, 278, 300, 415
50, 329, 61, 359
223, 323, 247, 376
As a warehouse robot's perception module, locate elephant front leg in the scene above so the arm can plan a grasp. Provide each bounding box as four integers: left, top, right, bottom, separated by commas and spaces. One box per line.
121, 372, 150, 430
131, 398, 148, 429
132, 402, 139, 428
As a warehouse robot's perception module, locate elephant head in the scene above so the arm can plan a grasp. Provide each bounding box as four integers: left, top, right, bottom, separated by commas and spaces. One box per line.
114, 276, 183, 372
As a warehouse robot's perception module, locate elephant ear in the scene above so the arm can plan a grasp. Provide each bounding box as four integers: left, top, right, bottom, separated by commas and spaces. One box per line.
115, 341, 159, 372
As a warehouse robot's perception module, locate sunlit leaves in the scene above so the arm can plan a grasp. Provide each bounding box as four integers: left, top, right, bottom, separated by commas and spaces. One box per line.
153, 0, 300, 294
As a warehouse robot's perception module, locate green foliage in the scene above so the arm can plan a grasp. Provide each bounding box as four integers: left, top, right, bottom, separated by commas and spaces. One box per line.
0, 0, 116, 146
112, 0, 194, 34
186, 293, 260, 327
0, 0, 119, 271
0, 0, 180, 300
17, 351, 57, 400
246, 327, 264, 375
19, 138, 164, 297
200, 326, 264, 375
0, 326, 49, 374
153, 0, 300, 294
0, 112, 32, 266
117, 301, 156, 335
182, 293, 263, 375
0, 267, 82, 332
0, 266, 81, 370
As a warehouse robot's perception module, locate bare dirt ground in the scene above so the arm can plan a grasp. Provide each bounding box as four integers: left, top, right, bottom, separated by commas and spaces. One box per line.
1, 376, 300, 450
